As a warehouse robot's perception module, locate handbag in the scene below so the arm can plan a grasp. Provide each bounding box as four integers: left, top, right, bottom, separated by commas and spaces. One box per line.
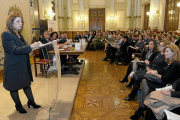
137, 62, 146, 71
144, 73, 162, 83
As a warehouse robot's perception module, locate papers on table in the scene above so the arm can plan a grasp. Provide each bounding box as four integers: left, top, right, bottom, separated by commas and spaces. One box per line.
75, 43, 81, 50
164, 109, 180, 120
58, 49, 64, 51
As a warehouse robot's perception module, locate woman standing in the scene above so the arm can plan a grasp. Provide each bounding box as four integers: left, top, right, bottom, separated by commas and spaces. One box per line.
2, 13, 41, 113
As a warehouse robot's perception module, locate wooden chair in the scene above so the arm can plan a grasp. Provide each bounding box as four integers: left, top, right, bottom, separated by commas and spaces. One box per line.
33, 49, 52, 77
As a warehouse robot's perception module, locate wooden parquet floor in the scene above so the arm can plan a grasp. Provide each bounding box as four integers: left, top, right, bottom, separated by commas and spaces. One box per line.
70, 50, 138, 120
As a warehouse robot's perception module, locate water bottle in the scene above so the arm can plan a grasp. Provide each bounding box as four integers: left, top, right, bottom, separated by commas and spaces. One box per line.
53, 55, 57, 69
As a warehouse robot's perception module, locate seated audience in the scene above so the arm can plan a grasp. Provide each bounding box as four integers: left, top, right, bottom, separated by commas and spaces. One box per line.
119, 40, 157, 85
127, 34, 144, 62
129, 44, 180, 120
171, 36, 180, 47
90, 32, 101, 51
124, 40, 171, 101
74, 32, 81, 42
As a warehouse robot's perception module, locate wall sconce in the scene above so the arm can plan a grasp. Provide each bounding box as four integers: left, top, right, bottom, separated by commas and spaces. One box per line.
146, 11, 156, 16
108, 16, 116, 21
78, 16, 85, 21
177, 2, 180, 7
44, 10, 55, 20
169, 10, 174, 14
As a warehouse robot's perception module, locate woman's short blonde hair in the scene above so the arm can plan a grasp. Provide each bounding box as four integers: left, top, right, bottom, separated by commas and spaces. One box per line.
6, 12, 22, 34
164, 44, 180, 63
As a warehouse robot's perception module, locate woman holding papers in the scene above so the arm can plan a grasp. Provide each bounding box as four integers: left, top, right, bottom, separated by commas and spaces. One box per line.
2, 13, 41, 114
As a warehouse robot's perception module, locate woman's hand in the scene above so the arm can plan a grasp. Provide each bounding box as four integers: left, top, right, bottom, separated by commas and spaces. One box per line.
160, 90, 171, 96
30, 42, 40, 49
145, 60, 150, 65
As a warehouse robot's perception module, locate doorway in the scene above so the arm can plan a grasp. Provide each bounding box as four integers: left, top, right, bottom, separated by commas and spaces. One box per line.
89, 8, 105, 31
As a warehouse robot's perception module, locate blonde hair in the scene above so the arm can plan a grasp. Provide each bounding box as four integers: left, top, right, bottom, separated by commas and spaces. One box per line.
6, 12, 22, 34
164, 44, 180, 63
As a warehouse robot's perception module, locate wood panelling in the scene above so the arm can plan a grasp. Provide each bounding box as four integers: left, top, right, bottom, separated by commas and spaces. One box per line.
89, 8, 105, 31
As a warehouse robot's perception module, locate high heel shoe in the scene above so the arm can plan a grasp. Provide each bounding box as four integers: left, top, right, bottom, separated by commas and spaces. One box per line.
119, 78, 128, 83
15, 105, 27, 113
124, 96, 135, 101
130, 113, 144, 120
27, 101, 41, 109
126, 78, 134, 87
130, 107, 145, 120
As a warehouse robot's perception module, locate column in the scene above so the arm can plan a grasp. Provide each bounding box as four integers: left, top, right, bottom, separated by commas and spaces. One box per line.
67, 0, 72, 30
133, 0, 138, 28
109, 0, 115, 30
79, 0, 85, 30
58, 0, 64, 31
136, 0, 141, 29
110, 0, 114, 16
159, 0, 166, 31
126, 0, 131, 30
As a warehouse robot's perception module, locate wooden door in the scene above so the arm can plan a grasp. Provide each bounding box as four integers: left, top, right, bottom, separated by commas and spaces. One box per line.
164, 0, 180, 31
89, 8, 105, 31
144, 3, 150, 30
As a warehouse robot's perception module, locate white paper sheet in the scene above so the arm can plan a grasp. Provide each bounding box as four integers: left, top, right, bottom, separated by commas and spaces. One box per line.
164, 109, 180, 120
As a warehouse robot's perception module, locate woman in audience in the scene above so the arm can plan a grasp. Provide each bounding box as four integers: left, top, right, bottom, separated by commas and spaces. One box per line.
166, 34, 172, 41
120, 40, 157, 84
124, 40, 171, 101
151, 34, 156, 40
129, 44, 180, 120
154, 35, 161, 44
127, 34, 144, 62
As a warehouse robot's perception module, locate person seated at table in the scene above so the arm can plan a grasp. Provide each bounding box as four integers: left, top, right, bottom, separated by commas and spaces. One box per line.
102, 34, 123, 62
129, 44, 180, 120
50, 32, 58, 41
40, 31, 54, 60
127, 34, 144, 62
58, 33, 71, 66
81, 32, 87, 41
74, 32, 81, 42
144, 78, 180, 120
90, 32, 101, 51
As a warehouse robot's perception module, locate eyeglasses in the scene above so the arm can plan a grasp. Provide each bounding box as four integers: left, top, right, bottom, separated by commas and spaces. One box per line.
159, 45, 164, 47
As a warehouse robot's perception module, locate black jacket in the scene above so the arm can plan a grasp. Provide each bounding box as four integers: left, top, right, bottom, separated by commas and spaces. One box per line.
2, 31, 33, 91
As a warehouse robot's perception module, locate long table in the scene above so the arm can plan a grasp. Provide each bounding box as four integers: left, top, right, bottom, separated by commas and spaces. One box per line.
49, 43, 87, 75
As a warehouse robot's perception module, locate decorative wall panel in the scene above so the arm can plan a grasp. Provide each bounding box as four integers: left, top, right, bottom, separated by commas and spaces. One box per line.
116, 10, 125, 29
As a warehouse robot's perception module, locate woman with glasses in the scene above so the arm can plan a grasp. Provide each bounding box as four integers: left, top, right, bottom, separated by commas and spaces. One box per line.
124, 40, 171, 101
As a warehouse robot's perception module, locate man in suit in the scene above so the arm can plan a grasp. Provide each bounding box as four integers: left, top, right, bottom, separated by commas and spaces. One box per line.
117, 35, 130, 65
171, 36, 180, 47
81, 32, 87, 41
144, 34, 151, 45
74, 32, 81, 42
40, 31, 54, 60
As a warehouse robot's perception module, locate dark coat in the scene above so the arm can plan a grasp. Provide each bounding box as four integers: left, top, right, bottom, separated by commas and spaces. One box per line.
2, 31, 33, 91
